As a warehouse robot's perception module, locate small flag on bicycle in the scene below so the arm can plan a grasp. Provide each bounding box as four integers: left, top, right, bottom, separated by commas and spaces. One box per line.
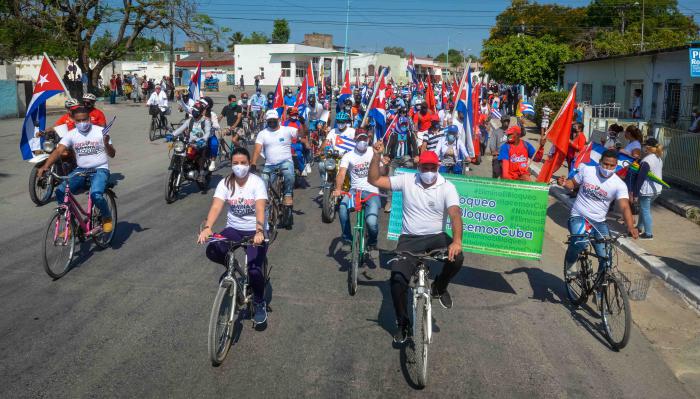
335, 135, 356, 152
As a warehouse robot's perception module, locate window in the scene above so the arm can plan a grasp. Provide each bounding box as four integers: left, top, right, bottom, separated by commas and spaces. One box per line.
353, 68, 360, 77
581, 83, 593, 103
296, 62, 307, 78
664, 80, 681, 124
602, 85, 616, 104
281, 61, 291, 77
259, 67, 264, 79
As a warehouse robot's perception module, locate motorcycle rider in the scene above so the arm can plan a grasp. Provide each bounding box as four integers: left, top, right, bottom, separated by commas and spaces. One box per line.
435, 125, 470, 175
81, 93, 107, 127
171, 101, 213, 184
38, 106, 116, 233
320, 111, 356, 195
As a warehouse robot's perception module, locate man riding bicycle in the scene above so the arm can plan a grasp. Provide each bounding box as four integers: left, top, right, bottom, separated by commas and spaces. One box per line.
146, 84, 169, 129
219, 94, 243, 145
333, 130, 379, 252
250, 88, 266, 128
38, 107, 116, 233
557, 149, 639, 277
368, 146, 463, 344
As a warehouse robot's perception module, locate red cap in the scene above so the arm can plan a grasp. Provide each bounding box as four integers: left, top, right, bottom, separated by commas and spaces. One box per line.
418, 151, 439, 165
506, 125, 521, 136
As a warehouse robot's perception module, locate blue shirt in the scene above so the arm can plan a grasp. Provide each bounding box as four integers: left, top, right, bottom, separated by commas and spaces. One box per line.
284, 94, 296, 107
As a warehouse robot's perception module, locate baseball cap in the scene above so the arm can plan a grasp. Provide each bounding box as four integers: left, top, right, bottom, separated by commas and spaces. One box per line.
418, 151, 439, 165
644, 137, 659, 147
506, 125, 521, 136
355, 130, 369, 140
265, 109, 279, 120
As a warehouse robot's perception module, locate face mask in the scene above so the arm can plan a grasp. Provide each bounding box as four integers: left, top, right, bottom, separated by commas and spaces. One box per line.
232, 164, 250, 178
507, 135, 516, 143
267, 120, 279, 129
355, 141, 368, 152
230, 101, 237, 106
338, 123, 347, 130
399, 125, 408, 133
597, 165, 615, 178
242, 99, 248, 103
191, 109, 201, 119
419, 171, 437, 185
447, 135, 456, 143
76, 121, 91, 133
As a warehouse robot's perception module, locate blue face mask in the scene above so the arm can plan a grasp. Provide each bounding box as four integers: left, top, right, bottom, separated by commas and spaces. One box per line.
399, 125, 408, 133
447, 135, 456, 143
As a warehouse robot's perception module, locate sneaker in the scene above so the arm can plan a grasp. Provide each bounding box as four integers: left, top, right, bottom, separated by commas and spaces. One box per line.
318, 189, 324, 196
102, 217, 113, 233
393, 324, 410, 344
431, 283, 453, 309
639, 233, 653, 240
253, 301, 268, 325
208, 160, 216, 171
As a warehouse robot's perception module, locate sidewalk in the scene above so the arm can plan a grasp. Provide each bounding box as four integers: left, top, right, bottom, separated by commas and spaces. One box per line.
520, 128, 700, 305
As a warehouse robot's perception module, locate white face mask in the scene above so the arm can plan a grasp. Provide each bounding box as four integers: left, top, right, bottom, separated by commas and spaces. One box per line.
597, 165, 615, 178
338, 123, 347, 130
355, 140, 368, 152
232, 164, 250, 178
419, 171, 438, 184
76, 121, 91, 133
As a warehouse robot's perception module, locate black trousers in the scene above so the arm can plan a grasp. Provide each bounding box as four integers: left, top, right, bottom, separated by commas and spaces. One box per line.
390, 233, 464, 327
491, 157, 502, 178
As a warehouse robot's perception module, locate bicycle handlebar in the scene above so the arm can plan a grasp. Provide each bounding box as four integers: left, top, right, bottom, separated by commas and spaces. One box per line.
49, 170, 95, 180
206, 234, 269, 247
565, 231, 626, 245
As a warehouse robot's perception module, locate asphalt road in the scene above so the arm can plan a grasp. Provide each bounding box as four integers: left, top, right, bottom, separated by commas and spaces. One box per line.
0, 100, 694, 398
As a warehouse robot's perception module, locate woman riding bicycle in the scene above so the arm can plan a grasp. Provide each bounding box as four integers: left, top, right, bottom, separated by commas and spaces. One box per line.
435, 125, 469, 175
197, 146, 269, 325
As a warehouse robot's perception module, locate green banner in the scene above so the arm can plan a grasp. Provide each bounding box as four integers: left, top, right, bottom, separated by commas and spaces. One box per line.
387, 169, 549, 260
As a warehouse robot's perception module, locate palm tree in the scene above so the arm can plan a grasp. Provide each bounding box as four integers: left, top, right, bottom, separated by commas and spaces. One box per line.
227, 32, 244, 52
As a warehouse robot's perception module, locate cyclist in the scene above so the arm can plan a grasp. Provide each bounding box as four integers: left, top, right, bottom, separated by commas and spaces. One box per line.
435, 125, 470, 175
252, 110, 300, 228
250, 88, 266, 129
81, 93, 107, 127
171, 101, 213, 184
37, 106, 116, 233
332, 129, 379, 252
557, 150, 639, 279
197, 146, 269, 325
265, 92, 275, 111
146, 84, 169, 130
420, 115, 443, 153
320, 111, 355, 194
283, 107, 307, 177
219, 94, 243, 145
283, 88, 296, 107
368, 145, 463, 344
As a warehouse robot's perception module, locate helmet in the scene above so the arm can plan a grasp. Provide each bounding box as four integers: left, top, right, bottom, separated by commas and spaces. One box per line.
398, 116, 409, 126
336, 111, 350, 122
265, 109, 279, 120
267, 92, 274, 99
197, 98, 210, 109
288, 107, 299, 116
82, 93, 97, 102
65, 98, 79, 109
447, 125, 459, 135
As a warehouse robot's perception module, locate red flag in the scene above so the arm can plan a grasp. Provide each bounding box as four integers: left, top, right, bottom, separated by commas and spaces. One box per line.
472, 82, 481, 158
425, 77, 436, 112
306, 63, 315, 90
537, 84, 578, 183
441, 81, 449, 107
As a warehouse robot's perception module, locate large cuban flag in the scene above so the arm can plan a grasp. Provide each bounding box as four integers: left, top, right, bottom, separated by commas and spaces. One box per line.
337, 69, 352, 112
188, 61, 202, 101
367, 70, 387, 140
272, 78, 285, 117
20, 55, 67, 160
454, 66, 475, 157
407, 53, 418, 84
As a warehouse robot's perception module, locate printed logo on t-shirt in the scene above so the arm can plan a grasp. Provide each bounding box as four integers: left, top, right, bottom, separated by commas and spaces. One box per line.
73, 140, 105, 157
352, 161, 369, 178
510, 154, 527, 166
581, 182, 609, 202
227, 197, 256, 217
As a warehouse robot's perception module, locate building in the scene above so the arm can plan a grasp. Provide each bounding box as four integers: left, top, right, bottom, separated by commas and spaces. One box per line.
563, 44, 700, 128
175, 52, 235, 86
350, 53, 408, 84
303, 33, 334, 49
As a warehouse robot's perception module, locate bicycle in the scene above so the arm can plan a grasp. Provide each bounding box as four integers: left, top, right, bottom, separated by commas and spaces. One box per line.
389, 249, 449, 388
216, 130, 236, 167
340, 190, 380, 296
206, 235, 270, 366
148, 105, 169, 141
260, 168, 287, 243
43, 171, 118, 279
564, 231, 631, 350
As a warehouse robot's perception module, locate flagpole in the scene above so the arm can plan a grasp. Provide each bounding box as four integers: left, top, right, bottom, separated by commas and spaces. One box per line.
360, 67, 385, 128
453, 58, 472, 116
344, 0, 350, 73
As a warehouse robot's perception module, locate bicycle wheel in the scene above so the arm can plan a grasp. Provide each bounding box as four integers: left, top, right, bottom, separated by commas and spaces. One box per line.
601, 275, 631, 350
409, 291, 429, 388
348, 227, 360, 296
148, 118, 157, 141
208, 281, 237, 366
43, 212, 76, 279
564, 256, 590, 307
92, 190, 118, 249
216, 139, 228, 166
29, 163, 54, 205
266, 198, 279, 244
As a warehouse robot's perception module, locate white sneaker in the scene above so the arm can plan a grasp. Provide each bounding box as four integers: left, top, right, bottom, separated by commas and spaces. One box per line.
318, 189, 324, 196
208, 160, 216, 171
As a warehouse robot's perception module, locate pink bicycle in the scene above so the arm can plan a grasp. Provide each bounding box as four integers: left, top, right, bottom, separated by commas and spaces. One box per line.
43, 170, 118, 279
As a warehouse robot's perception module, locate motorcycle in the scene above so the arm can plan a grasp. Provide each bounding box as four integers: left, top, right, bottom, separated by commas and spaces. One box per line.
319, 148, 348, 223
165, 136, 212, 203
28, 129, 75, 205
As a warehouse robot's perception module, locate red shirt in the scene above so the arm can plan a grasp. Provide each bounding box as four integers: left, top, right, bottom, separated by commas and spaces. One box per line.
54, 113, 75, 130
498, 140, 536, 180
89, 108, 107, 127
567, 132, 586, 161
412, 111, 434, 131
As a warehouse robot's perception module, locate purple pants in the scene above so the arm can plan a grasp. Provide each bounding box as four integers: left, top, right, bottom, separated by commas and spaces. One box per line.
206, 227, 268, 302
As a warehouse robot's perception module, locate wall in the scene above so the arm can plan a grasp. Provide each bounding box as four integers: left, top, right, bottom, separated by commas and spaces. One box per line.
303, 34, 333, 49
0, 80, 19, 118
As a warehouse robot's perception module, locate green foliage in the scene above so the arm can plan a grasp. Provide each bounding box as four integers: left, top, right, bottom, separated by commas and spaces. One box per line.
490, 0, 587, 45
272, 19, 290, 44
227, 32, 245, 51
534, 91, 569, 126
482, 35, 578, 90
383, 47, 406, 57
242, 32, 270, 44
433, 49, 466, 67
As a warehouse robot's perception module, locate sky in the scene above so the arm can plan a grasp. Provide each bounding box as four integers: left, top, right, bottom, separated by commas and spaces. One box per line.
183, 0, 699, 56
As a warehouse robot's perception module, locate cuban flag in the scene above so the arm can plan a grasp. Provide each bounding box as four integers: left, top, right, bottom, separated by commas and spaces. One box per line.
367, 70, 388, 140
407, 53, 418, 84
520, 101, 535, 116
189, 61, 202, 101
335, 134, 356, 152
295, 63, 315, 119
491, 108, 502, 120
568, 142, 636, 179
454, 66, 475, 157
272, 78, 285, 117
20, 55, 68, 160
337, 69, 352, 112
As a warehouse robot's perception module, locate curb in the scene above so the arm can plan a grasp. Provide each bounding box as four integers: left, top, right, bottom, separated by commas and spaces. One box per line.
530, 163, 700, 306
655, 194, 700, 226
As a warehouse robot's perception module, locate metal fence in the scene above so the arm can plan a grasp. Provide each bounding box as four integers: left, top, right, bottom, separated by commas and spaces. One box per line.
655, 126, 700, 192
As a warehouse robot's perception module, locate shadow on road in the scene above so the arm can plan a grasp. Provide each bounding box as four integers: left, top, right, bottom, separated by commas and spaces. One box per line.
111, 221, 149, 249
505, 267, 563, 302
327, 237, 351, 271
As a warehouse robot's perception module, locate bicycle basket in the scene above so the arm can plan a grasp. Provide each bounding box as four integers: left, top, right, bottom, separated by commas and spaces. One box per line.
149, 105, 160, 116
619, 271, 652, 301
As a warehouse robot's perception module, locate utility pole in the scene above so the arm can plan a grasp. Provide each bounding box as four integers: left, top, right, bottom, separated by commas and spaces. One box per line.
344, 0, 350, 73
640, 0, 645, 51
169, 0, 175, 79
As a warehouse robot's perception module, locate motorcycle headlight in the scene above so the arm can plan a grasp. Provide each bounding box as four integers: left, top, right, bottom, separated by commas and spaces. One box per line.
174, 141, 186, 153
325, 159, 336, 171
42, 140, 55, 153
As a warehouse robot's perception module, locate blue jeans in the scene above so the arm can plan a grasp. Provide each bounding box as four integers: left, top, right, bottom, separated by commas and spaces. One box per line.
564, 216, 609, 271
262, 160, 295, 198
637, 194, 658, 235
338, 190, 380, 246
439, 163, 463, 175
55, 168, 111, 219
291, 142, 305, 173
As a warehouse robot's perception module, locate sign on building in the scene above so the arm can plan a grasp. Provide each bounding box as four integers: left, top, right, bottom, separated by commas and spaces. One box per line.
690, 48, 700, 78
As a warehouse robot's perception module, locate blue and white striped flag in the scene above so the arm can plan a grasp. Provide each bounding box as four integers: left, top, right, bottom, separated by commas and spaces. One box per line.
102, 116, 117, 136
334, 134, 356, 152
521, 102, 535, 116
491, 108, 502, 120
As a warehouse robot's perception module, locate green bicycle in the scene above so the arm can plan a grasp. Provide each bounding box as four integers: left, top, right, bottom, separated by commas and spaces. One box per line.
340, 190, 380, 296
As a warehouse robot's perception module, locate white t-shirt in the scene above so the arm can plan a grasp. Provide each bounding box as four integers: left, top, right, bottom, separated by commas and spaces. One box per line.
59, 126, 110, 170
640, 154, 663, 196
571, 165, 629, 223
325, 127, 356, 154
623, 140, 641, 156
339, 149, 378, 193
389, 173, 460, 235
213, 174, 268, 231
255, 126, 298, 165
147, 91, 168, 108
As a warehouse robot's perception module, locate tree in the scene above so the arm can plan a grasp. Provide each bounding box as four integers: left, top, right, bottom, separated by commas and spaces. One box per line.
272, 19, 290, 44
1, 1, 217, 91
433, 49, 476, 66
227, 32, 245, 51
482, 35, 577, 90
383, 46, 406, 57
241, 32, 270, 44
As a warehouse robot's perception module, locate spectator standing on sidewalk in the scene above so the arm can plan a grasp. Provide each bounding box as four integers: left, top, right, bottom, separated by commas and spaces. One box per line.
632, 138, 664, 240
688, 108, 700, 133
487, 116, 510, 178
621, 125, 643, 160
239, 75, 245, 90
540, 103, 551, 136
498, 125, 536, 181
116, 74, 123, 98
567, 122, 586, 170
109, 75, 117, 104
